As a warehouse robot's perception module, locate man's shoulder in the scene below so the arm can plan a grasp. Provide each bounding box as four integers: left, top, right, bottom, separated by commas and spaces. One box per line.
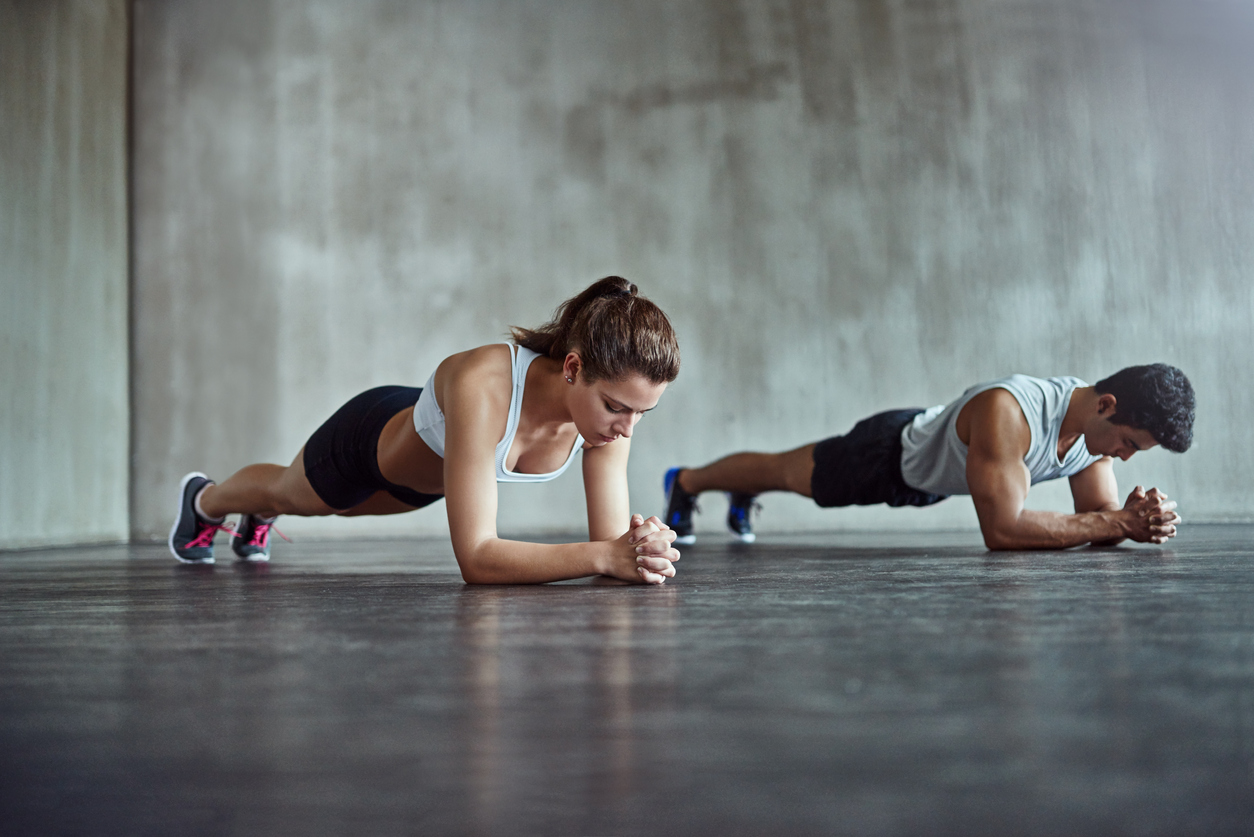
971, 372, 1082, 390
998, 372, 1089, 392
963, 373, 1086, 416
967, 385, 1028, 419
959, 387, 1031, 452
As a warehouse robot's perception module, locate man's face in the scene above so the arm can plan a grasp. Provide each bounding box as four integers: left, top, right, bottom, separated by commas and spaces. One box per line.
1085, 418, 1160, 461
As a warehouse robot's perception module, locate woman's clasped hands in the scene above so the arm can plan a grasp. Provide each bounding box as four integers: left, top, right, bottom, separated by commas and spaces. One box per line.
607, 513, 680, 584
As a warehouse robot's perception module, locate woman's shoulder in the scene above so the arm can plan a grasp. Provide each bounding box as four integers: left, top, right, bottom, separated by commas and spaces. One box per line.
435, 343, 515, 408
443, 342, 512, 371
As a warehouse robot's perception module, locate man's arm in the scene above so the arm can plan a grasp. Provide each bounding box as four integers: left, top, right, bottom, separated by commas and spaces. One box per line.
964, 390, 1176, 549
1069, 458, 1124, 546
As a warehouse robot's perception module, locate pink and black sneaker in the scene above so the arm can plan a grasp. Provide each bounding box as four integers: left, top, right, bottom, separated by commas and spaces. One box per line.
230, 514, 284, 562
168, 472, 233, 564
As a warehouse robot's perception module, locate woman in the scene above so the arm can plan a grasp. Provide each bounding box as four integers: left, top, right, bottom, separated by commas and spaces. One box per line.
169, 276, 682, 584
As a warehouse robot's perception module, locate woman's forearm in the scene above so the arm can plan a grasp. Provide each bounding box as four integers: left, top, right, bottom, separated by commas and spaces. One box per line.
455, 537, 611, 584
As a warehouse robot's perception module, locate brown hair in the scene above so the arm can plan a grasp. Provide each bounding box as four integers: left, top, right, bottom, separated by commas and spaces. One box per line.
511, 276, 680, 384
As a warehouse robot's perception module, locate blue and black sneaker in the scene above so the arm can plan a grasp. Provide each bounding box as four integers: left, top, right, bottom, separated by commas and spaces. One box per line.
663, 467, 698, 545
726, 493, 761, 543
168, 472, 233, 564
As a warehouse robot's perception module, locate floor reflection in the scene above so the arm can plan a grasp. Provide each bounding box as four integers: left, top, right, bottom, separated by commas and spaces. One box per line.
455, 586, 679, 833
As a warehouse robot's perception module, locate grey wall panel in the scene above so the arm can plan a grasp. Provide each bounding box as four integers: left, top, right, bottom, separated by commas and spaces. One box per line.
131, 0, 1254, 541
1, 1, 129, 548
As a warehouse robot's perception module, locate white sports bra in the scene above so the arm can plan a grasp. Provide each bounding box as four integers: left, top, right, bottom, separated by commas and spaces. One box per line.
412, 344, 584, 483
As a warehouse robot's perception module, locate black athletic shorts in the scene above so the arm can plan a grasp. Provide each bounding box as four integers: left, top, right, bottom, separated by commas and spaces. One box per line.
810, 409, 949, 509
303, 385, 445, 512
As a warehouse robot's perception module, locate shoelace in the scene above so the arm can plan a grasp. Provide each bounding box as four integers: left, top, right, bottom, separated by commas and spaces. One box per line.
187, 522, 238, 548
248, 522, 290, 548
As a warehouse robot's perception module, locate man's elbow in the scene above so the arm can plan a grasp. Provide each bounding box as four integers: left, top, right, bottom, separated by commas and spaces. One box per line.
975, 502, 1032, 550
983, 533, 1015, 551
980, 524, 1019, 551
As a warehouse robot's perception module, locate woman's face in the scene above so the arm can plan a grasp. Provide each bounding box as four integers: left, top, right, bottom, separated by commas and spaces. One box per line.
568, 371, 668, 447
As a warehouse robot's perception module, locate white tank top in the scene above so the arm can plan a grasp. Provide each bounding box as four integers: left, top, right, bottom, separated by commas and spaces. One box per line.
412, 344, 584, 483
899, 374, 1102, 496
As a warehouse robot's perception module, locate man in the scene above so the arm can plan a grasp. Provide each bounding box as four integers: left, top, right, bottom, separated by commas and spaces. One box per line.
664, 364, 1193, 549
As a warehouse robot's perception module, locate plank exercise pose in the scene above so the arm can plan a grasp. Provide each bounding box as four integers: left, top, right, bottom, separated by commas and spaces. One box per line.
169, 277, 683, 584
664, 364, 1194, 550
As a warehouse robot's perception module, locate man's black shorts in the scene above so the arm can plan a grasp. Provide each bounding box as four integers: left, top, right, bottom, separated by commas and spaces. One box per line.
303, 385, 445, 512
810, 409, 949, 509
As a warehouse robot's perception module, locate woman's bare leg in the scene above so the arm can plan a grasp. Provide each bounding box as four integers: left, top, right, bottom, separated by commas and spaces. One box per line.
678, 443, 816, 498
336, 491, 426, 517
198, 447, 336, 519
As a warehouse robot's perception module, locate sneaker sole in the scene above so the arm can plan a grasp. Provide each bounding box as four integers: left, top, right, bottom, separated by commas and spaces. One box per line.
674, 534, 696, 545
233, 549, 270, 563
168, 471, 215, 564
732, 532, 756, 543
230, 534, 269, 562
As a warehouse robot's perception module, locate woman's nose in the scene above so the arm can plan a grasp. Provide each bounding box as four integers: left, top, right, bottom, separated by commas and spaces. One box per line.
617, 414, 640, 438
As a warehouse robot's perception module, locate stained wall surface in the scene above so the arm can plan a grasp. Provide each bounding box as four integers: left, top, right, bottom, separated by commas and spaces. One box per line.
131, 0, 1254, 541
0, 1, 130, 549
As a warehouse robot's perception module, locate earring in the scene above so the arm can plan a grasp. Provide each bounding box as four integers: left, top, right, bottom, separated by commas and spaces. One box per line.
566, 376, 574, 384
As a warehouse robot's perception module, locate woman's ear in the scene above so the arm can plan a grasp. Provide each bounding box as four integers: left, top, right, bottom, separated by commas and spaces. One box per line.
562, 352, 582, 384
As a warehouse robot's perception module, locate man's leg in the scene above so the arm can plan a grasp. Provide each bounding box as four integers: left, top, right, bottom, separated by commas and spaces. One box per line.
663, 443, 817, 544
676, 444, 817, 498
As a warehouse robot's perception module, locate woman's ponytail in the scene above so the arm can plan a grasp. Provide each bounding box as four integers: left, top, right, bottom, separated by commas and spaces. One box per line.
512, 276, 679, 384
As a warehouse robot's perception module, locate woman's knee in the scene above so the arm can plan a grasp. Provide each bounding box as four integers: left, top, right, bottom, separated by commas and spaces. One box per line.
335, 491, 415, 517
272, 470, 336, 516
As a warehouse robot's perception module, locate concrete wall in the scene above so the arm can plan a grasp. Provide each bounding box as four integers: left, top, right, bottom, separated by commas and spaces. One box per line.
131, 0, 1254, 542
1, 1, 130, 549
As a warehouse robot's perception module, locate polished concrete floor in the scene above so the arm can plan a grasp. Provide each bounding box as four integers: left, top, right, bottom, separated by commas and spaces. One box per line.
2, 526, 1252, 836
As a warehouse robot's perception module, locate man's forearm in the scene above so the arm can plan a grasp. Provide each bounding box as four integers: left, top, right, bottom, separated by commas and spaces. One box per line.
1085, 503, 1127, 547
981, 508, 1131, 550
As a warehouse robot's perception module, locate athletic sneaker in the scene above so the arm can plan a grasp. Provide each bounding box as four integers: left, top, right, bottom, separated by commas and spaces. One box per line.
230, 514, 284, 562
663, 467, 698, 545
726, 493, 761, 543
168, 472, 234, 564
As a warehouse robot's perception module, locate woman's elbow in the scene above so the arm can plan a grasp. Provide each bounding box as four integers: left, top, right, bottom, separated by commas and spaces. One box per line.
452, 543, 496, 585
455, 555, 501, 585
456, 560, 481, 583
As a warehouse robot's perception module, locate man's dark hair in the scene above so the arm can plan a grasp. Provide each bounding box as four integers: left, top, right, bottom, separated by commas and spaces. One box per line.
1094, 364, 1195, 453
